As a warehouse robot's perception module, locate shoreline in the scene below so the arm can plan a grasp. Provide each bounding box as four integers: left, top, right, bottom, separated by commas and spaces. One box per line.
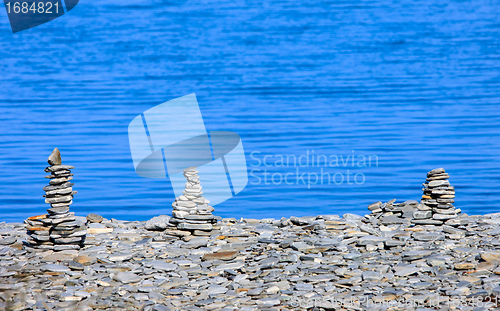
2, 207, 500, 310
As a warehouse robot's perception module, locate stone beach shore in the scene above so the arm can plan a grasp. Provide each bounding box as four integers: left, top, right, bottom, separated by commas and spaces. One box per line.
3, 208, 500, 310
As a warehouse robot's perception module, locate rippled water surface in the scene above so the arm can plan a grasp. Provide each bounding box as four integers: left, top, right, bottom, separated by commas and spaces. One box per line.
1, 0, 500, 222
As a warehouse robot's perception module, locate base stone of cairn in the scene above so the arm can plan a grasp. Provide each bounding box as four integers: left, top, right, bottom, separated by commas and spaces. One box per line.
367, 168, 464, 226
169, 167, 220, 236
24, 148, 86, 251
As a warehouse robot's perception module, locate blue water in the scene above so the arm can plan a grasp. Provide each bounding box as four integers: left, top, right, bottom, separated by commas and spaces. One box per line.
1, 0, 500, 222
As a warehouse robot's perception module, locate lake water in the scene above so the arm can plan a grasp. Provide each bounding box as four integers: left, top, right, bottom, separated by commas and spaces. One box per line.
1, 0, 500, 222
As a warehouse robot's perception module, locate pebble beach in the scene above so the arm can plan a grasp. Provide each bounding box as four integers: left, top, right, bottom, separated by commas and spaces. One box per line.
2, 208, 500, 310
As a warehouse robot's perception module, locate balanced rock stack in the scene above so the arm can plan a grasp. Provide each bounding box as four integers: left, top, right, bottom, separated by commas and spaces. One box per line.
419, 167, 460, 223
24, 148, 86, 251
169, 167, 219, 235
367, 168, 461, 226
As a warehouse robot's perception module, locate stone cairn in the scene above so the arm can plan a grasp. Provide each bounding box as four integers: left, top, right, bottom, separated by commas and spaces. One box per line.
420, 167, 460, 222
367, 168, 462, 226
169, 167, 219, 235
24, 148, 86, 251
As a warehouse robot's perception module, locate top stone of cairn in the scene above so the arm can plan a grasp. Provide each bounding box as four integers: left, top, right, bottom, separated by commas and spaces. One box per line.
48, 148, 62, 166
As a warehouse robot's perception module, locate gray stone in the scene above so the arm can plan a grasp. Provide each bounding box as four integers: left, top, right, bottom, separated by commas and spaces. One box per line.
146, 261, 178, 271
69, 261, 84, 271
47, 206, 70, 215
113, 272, 141, 284
411, 219, 443, 225
427, 168, 445, 176
413, 210, 432, 219
357, 235, 388, 246
367, 201, 382, 211
54, 244, 80, 251
177, 223, 212, 230
433, 213, 457, 220
394, 266, 420, 276
145, 215, 174, 230
41, 264, 70, 272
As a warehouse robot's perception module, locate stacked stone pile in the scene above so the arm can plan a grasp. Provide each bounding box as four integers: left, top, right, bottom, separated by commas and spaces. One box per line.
367, 168, 463, 226
5, 211, 500, 310
24, 148, 86, 251
420, 167, 460, 222
169, 167, 220, 235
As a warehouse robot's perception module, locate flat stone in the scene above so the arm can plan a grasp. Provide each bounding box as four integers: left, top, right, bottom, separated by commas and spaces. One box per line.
290, 216, 314, 226
25, 225, 49, 231
146, 261, 178, 271
411, 219, 443, 225
45, 172, 73, 179
357, 235, 389, 246
207, 285, 228, 296
109, 252, 134, 262
481, 252, 500, 262
215, 262, 244, 271
362, 271, 383, 281
43, 182, 74, 191
145, 215, 175, 230
87, 228, 113, 234
54, 244, 80, 251
433, 214, 457, 220
184, 215, 215, 221
69, 261, 85, 271
385, 239, 406, 247
47, 206, 70, 215
413, 210, 432, 219
202, 251, 238, 261
177, 223, 212, 230
427, 174, 450, 181
53, 237, 83, 244
0, 237, 16, 245
113, 272, 141, 284
45, 165, 74, 172
394, 266, 420, 276
247, 287, 264, 296
28, 214, 47, 220
428, 180, 450, 188
176, 200, 197, 208
45, 195, 73, 204
45, 187, 73, 196
368, 201, 382, 211
74, 255, 96, 266
259, 257, 279, 269
427, 168, 445, 176
51, 230, 87, 239
41, 264, 70, 272
52, 220, 84, 230
172, 210, 189, 218
414, 233, 445, 241
402, 250, 434, 261
49, 176, 73, 185
380, 216, 410, 225
455, 262, 476, 270
50, 201, 73, 210
182, 237, 208, 249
